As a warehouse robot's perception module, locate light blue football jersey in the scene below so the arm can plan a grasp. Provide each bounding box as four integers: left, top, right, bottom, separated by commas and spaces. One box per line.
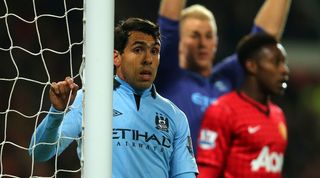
29, 76, 198, 178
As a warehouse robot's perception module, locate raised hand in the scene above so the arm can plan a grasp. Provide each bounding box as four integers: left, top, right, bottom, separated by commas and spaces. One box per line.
49, 77, 79, 111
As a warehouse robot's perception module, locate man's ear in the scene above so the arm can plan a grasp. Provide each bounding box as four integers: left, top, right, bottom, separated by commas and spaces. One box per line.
245, 58, 257, 74
114, 50, 120, 66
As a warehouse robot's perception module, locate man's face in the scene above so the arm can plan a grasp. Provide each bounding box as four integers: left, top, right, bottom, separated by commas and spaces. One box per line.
114, 31, 160, 90
179, 18, 218, 71
255, 44, 290, 96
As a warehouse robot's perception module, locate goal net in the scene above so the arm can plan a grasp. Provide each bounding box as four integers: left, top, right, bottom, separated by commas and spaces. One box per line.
0, 0, 112, 177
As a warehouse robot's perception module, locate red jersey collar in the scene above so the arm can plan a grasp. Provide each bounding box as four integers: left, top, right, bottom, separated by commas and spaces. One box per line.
236, 90, 270, 116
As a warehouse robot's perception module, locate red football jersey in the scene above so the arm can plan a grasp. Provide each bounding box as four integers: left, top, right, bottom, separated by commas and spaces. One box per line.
197, 91, 287, 178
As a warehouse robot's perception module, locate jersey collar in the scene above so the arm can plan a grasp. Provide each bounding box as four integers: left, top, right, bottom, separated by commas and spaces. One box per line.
114, 75, 156, 99
236, 90, 270, 116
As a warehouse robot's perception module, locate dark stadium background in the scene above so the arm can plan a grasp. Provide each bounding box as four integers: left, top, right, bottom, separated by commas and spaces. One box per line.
0, 0, 319, 177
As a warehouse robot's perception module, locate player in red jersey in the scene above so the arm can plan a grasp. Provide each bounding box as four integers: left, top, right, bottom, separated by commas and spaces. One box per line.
196, 33, 289, 178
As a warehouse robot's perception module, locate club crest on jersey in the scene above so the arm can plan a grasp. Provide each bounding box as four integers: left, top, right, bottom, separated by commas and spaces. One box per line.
155, 112, 169, 132
113, 109, 122, 117
278, 122, 287, 140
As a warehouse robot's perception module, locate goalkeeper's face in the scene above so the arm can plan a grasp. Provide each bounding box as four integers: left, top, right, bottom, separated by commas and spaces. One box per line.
114, 31, 161, 90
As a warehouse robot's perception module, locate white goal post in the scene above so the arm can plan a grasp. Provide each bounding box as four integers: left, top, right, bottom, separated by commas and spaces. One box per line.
83, 0, 114, 177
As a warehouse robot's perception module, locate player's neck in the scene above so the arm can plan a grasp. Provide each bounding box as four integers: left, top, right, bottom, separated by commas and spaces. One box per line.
188, 66, 212, 78
240, 81, 269, 105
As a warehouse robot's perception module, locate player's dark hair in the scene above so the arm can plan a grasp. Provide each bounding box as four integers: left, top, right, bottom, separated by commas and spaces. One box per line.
114, 17, 161, 54
236, 33, 278, 72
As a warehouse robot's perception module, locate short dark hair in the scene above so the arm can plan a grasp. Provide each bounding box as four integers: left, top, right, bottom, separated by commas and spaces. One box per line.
114, 17, 161, 54
236, 33, 278, 71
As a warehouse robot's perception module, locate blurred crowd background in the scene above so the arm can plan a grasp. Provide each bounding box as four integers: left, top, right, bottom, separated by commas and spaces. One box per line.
0, 0, 319, 177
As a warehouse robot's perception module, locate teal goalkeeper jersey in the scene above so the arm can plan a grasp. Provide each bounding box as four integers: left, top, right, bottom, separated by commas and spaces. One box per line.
29, 76, 198, 178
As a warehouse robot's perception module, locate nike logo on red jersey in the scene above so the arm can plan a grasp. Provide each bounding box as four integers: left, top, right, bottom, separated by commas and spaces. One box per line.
248, 125, 261, 134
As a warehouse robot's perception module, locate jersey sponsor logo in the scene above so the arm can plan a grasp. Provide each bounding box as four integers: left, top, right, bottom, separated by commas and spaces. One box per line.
113, 128, 172, 148
251, 146, 284, 173
199, 129, 218, 150
248, 125, 261, 134
191, 92, 217, 111
113, 109, 123, 117
155, 112, 169, 132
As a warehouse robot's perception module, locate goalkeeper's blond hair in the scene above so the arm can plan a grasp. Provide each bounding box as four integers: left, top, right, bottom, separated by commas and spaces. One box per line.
180, 4, 217, 33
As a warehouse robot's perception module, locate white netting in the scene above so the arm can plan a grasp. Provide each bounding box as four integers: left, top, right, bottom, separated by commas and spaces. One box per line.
0, 0, 84, 177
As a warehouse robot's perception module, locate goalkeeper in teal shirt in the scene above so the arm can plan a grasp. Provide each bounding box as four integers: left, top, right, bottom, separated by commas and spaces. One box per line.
29, 17, 198, 178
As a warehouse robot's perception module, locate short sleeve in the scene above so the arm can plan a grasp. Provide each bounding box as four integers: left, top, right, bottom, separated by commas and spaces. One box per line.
170, 111, 198, 177
196, 101, 233, 178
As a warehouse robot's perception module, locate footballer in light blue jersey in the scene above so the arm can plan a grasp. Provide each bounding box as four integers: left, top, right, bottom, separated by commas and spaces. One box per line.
112, 76, 197, 178
29, 17, 198, 178
29, 77, 198, 178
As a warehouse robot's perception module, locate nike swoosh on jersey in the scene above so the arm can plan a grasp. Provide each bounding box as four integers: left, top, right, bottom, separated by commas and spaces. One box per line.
248, 125, 261, 134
